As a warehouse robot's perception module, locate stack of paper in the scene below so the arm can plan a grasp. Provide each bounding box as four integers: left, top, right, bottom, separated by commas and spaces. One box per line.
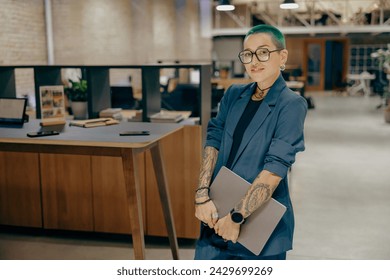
150, 111, 184, 123
123, 110, 142, 122
149, 110, 191, 123
99, 108, 123, 120
69, 118, 119, 128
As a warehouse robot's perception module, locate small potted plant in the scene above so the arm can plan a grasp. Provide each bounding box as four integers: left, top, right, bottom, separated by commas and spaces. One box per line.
65, 79, 88, 119
371, 47, 390, 123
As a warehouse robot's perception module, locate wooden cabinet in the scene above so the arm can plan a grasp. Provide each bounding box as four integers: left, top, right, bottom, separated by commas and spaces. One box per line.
146, 126, 201, 239
0, 127, 201, 238
40, 154, 94, 231
91, 154, 146, 234
0, 151, 42, 227
39, 153, 147, 233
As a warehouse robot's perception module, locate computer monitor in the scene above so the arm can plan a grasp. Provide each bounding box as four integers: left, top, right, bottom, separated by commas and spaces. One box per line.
110, 86, 136, 109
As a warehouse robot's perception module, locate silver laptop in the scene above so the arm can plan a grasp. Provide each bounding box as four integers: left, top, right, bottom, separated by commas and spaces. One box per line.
209, 166, 286, 255
0, 97, 27, 128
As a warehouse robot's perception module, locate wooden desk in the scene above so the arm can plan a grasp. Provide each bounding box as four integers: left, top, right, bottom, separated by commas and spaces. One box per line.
211, 78, 252, 90
0, 120, 182, 260
286, 81, 305, 96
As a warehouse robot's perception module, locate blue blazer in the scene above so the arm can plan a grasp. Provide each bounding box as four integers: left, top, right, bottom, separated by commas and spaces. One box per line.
205, 74, 307, 256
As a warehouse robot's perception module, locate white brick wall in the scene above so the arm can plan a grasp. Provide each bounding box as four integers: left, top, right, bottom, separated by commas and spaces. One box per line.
0, 0, 47, 97
0, 0, 212, 100
53, 0, 212, 92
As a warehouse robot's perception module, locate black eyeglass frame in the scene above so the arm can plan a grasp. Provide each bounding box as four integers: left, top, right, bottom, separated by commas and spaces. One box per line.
238, 47, 284, 64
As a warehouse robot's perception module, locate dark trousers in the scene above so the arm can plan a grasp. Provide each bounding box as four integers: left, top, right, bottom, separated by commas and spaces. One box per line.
194, 239, 286, 260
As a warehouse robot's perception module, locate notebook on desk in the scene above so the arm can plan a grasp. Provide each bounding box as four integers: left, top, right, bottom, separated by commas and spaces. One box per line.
0, 97, 27, 128
209, 166, 286, 255
69, 118, 119, 128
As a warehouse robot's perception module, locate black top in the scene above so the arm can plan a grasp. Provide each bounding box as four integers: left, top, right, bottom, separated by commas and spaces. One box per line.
225, 98, 263, 169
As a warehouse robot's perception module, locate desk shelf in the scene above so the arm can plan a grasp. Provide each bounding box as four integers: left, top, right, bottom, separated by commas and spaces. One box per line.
0, 64, 211, 140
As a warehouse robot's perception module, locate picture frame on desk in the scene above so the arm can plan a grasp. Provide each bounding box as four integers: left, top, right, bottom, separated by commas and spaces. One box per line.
39, 85, 66, 126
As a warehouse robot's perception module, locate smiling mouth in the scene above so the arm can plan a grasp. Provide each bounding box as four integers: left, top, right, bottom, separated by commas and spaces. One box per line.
251, 67, 264, 72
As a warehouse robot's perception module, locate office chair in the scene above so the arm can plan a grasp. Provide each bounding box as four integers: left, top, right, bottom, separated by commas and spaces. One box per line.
161, 83, 199, 117
110, 86, 139, 109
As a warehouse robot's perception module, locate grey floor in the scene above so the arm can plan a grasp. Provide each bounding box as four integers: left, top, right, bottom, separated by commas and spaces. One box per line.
1, 92, 389, 260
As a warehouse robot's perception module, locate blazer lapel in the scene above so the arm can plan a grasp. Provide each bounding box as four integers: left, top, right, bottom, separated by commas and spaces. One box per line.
229, 74, 287, 169
222, 83, 256, 165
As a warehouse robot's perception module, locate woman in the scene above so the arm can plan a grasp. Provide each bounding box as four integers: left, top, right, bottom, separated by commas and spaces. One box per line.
194, 24, 307, 260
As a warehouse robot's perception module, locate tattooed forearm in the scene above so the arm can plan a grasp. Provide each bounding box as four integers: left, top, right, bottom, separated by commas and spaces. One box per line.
235, 171, 279, 217
195, 146, 218, 201
245, 182, 272, 215
195, 188, 209, 199
198, 146, 218, 188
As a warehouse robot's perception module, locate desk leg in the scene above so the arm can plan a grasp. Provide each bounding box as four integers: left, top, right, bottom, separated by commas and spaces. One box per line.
150, 143, 180, 260
362, 79, 371, 97
121, 149, 145, 260
350, 83, 363, 96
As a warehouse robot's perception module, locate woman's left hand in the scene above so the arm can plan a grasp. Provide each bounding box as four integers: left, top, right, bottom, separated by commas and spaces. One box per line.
213, 214, 240, 243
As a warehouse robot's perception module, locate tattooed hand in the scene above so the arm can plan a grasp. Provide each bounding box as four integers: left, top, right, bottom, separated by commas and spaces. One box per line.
194, 146, 219, 227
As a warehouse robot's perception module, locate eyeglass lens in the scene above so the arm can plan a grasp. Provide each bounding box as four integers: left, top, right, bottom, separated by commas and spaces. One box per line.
239, 48, 270, 64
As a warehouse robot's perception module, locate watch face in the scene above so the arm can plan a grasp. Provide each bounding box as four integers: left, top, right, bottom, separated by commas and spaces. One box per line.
231, 211, 244, 224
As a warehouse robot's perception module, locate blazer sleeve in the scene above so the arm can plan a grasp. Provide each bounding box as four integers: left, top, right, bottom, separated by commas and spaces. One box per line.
205, 85, 235, 150
263, 94, 308, 179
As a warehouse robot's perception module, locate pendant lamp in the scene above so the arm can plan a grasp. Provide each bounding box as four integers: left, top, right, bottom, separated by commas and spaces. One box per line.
216, 0, 235, 11
280, 0, 299, 10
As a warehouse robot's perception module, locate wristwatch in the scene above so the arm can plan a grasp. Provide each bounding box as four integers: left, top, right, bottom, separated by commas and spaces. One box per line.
230, 209, 245, 224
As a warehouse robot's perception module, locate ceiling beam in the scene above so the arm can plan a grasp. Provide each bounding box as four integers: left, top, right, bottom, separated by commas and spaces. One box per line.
211, 25, 390, 36
316, 1, 343, 26
225, 11, 246, 28
256, 13, 278, 26
293, 13, 312, 27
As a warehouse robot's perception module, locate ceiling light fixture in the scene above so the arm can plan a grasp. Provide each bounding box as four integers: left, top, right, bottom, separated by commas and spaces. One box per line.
280, 0, 299, 10
216, 0, 235, 11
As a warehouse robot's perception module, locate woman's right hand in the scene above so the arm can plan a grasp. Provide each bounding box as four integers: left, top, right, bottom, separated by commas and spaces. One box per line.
195, 198, 219, 228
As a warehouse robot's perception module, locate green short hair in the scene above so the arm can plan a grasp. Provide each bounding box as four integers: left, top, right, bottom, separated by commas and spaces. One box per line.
245, 25, 286, 49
